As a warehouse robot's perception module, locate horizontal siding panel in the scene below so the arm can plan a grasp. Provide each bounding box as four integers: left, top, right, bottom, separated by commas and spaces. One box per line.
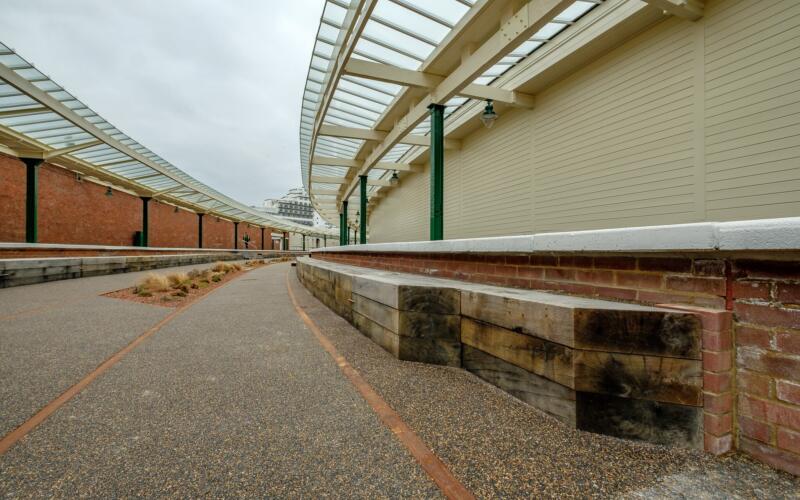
703, 0, 800, 217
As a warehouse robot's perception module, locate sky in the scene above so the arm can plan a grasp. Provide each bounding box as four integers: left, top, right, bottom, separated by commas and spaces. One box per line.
0, 0, 324, 206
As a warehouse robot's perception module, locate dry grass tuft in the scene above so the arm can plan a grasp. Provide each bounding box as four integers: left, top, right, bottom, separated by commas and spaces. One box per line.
167, 272, 189, 288
136, 273, 170, 293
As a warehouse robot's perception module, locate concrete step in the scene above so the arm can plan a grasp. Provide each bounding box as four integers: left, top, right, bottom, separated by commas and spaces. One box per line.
296, 256, 704, 449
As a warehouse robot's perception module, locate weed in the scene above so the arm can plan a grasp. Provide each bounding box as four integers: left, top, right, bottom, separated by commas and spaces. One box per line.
172, 290, 187, 297
137, 290, 152, 297
211, 274, 222, 282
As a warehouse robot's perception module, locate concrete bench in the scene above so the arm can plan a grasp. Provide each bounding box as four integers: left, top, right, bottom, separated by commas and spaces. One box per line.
296, 256, 704, 449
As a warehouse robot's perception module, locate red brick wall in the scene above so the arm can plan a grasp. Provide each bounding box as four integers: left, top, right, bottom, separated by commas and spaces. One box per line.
314, 250, 800, 475
0, 154, 26, 242
149, 201, 198, 248
238, 223, 263, 250
0, 155, 268, 250
39, 162, 142, 246
731, 260, 800, 475
203, 216, 234, 249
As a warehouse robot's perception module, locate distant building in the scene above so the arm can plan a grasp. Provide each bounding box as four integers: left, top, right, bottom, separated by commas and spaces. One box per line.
261, 188, 315, 227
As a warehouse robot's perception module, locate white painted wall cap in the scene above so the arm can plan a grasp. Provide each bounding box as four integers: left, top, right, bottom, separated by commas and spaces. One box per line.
312, 217, 800, 253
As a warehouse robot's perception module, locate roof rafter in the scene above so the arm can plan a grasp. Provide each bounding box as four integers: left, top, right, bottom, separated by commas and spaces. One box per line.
319, 124, 461, 149
344, 59, 536, 108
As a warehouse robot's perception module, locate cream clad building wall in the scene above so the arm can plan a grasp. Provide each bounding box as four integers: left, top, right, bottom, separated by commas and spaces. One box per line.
367, 0, 800, 243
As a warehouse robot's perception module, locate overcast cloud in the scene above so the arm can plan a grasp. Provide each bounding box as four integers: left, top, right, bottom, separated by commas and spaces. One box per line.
0, 0, 323, 206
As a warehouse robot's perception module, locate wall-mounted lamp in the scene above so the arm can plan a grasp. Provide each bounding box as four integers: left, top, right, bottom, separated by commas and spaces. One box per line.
75, 172, 83, 183
174, 205, 179, 213
480, 99, 498, 128
105, 186, 113, 197
390, 170, 399, 186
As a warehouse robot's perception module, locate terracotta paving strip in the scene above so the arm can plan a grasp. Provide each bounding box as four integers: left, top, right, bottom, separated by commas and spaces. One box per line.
0, 270, 249, 456
285, 270, 475, 500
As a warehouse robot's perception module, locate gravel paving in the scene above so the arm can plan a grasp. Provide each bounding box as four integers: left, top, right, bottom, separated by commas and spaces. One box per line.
0, 263, 439, 498
0, 261, 234, 438
287, 269, 800, 499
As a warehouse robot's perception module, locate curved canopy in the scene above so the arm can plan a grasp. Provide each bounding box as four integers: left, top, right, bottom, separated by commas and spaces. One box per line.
0, 42, 334, 237
300, 0, 602, 226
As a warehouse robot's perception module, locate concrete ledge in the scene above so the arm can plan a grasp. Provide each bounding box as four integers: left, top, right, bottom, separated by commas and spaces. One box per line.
311, 217, 800, 254
0, 252, 288, 288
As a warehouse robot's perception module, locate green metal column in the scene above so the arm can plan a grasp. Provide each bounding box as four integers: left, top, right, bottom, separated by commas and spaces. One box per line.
359, 175, 367, 244
260, 227, 265, 250
302, 234, 306, 251
283, 232, 289, 250
23, 158, 42, 243
198, 213, 204, 248
233, 221, 239, 249
140, 197, 151, 247
342, 200, 349, 245
324, 234, 327, 247
429, 104, 445, 240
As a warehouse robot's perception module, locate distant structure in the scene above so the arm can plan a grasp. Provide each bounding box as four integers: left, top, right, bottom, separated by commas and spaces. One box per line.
261, 188, 315, 227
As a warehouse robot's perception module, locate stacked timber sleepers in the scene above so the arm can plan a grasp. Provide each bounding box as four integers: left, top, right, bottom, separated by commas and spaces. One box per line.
296, 257, 704, 448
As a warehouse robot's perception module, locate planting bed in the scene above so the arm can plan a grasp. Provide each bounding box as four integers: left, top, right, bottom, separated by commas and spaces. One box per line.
104, 258, 289, 307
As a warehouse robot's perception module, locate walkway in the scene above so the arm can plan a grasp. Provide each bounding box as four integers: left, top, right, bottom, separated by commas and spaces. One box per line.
0, 263, 797, 498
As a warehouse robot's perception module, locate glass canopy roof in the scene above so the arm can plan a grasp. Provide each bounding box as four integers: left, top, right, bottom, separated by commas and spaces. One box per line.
0, 42, 334, 237
300, 0, 602, 225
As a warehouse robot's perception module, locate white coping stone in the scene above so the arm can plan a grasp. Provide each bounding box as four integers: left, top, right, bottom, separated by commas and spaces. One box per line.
311, 217, 800, 254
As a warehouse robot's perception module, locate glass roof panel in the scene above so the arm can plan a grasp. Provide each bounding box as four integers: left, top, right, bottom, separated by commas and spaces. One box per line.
0, 44, 329, 235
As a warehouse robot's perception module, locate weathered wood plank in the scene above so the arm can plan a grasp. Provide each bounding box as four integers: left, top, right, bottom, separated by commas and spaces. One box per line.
463, 346, 576, 425
399, 337, 461, 367
461, 289, 576, 346
397, 285, 459, 314
353, 293, 399, 332
352, 311, 400, 357
576, 392, 703, 449
574, 310, 701, 359
461, 318, 574, 388
573, 351, 702, 406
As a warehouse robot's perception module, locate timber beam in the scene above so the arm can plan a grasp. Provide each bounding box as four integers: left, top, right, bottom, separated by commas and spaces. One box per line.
344, 59, 536, 108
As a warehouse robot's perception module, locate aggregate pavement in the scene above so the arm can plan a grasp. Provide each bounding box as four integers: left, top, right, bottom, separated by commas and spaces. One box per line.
1, 262, 798, 498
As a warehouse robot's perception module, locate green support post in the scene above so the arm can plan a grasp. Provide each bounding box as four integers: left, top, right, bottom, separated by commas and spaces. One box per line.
261, 227, 265, 250
23, 158, 42, 243
140, 197, 151, 247
283, 232, 289, 250
302, 234, 306, 251
233, 221, 239, 249
324, 234, 327, 247
429, 104, 445, 240
359, 175, 367, 244
342, 200, 349, 245
198, 213, 204, 248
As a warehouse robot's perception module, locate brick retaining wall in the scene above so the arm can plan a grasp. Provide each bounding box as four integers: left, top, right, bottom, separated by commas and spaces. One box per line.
312, 250, 800, 475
